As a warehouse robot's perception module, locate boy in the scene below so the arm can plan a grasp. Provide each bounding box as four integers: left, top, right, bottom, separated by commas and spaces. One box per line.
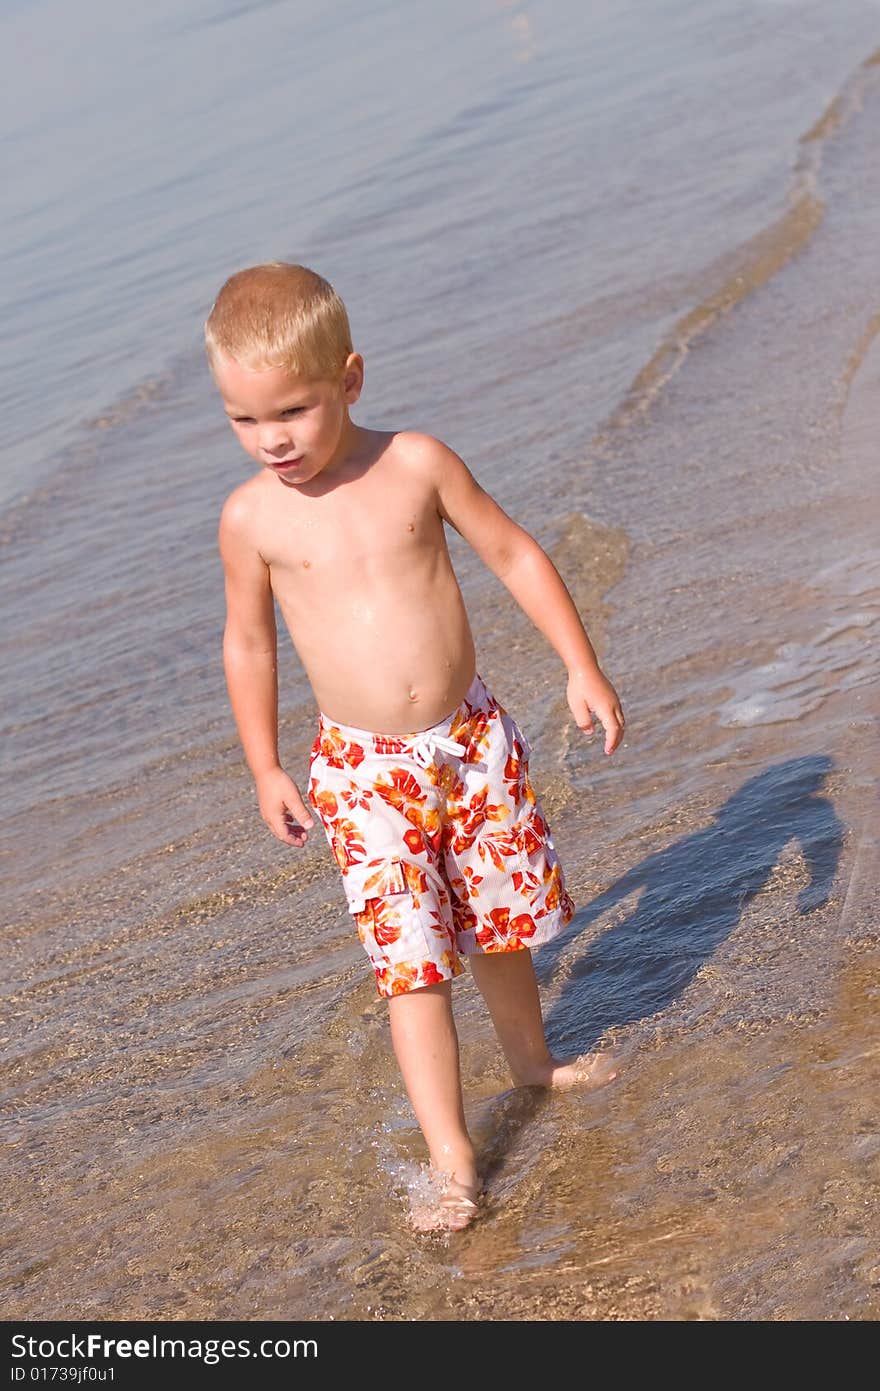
208, 263, 625, 1232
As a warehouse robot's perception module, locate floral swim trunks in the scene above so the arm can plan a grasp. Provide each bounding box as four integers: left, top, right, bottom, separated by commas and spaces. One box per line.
307, 672, 575, 997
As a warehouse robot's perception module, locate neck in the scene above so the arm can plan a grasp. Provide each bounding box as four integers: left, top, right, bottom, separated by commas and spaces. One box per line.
326, 412, 362, 474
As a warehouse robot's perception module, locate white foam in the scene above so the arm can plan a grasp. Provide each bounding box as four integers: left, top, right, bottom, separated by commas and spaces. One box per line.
718, 555, 880, 727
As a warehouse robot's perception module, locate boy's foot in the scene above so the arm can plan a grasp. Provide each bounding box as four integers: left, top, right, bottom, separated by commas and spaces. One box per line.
511, 1048, 621, 1091
409, 1177, 483, 1233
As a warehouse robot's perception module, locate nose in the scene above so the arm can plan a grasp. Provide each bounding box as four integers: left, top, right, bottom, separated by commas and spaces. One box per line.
258, 423, 291, 454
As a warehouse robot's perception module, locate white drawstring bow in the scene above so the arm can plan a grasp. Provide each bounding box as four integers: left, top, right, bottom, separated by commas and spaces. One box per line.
411, 732, 468, 769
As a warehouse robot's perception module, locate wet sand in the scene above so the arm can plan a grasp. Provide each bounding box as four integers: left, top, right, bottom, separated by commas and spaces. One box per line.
4, 618, 877, 1320
4, 499, 877, 1320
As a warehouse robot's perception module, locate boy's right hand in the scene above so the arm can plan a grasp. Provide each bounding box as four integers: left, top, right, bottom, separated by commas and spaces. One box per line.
255, 767, 315, 847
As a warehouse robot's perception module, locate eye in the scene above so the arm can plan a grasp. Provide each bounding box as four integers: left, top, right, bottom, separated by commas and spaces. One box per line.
280, 407, 305, 417
230, 416, 254, 426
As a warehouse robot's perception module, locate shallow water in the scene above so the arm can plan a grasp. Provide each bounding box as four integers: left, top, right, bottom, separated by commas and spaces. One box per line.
2, 0, 880, 1321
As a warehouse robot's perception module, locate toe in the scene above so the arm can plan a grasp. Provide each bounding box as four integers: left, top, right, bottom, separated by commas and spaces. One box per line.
410, 1178, 483, 1233
440, 1195, 480, 1231
575, 1050, 618, 1083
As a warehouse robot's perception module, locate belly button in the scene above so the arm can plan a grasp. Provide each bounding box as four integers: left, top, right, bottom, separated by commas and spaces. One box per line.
407, 523, 415, 532
408, 689, 418, 701
303, 559, 311, 569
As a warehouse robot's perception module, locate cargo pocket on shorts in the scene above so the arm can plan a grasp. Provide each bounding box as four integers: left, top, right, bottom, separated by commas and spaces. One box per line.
343, 857, 411, 915
342, 857, 457, 993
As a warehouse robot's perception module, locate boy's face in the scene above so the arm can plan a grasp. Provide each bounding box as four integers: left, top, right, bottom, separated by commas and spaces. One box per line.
213, 352, 363, 486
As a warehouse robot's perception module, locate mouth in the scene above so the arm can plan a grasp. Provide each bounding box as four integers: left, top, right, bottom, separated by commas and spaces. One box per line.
268, 456, 304, 472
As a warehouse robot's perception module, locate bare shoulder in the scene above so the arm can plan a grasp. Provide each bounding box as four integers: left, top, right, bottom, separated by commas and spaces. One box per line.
386, 431, 469, 491
218, 474, 264, 535
390, 430, 462, 469
217, 474, 268, 561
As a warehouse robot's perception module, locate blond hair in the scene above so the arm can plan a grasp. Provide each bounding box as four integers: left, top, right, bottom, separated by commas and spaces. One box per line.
205, 262, 353, 379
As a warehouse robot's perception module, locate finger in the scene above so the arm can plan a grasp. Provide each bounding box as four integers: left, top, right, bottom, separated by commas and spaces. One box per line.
604, 711, 625, 755
265, 801, 313, 846
285, 795, 314, 831
281, 807, 314, 846
269, 815, 308, 846
577, 703, 594, 736
285, 816, 310, 842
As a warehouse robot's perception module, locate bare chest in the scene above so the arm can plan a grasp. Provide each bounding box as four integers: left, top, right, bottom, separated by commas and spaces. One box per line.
256, 476, 443, 590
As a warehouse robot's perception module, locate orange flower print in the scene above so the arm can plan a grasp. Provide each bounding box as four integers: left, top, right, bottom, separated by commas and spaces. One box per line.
374, 735, 406, 756
426, 907, 450, 935
371, 902, 404, 948
387, 963, 419, 996
462, 864, 485, 898
358, 860, 406, 898
503, 740, 530, 798
341, 783, 373, 813
516, 818, 545, 856
475, 920, 504, 951
443, 768, 467, 804
452, 899, 479, 935
464, 709, 492, 756
542, 871, 561, 912
331, 818, 366, 868
466, 785, 508, 825
401, 860, 430, 898
380, 767, 424, 804
511, 866, 542, 896
447, 712, 473, 752
473, 906, 535, 951
320, 727, 348, 768
403, 827, 424, 855
504, 745, 523, 781
311, 674, 574, 998
478, 830, 521, 871
448, 824, 480, 855
487, 906, 511, 934
313, 789, 338, 820
445, 865, 467, 898
321, 727, 367, 769
508, 911, 538, 940
374, 771, 442, 843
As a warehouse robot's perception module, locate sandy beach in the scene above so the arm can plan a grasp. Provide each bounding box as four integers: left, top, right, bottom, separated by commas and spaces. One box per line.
2, 2, 879, 1321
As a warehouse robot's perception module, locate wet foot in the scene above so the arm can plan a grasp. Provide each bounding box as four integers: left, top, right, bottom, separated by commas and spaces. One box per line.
409, 1175, 483, 1233
511, 1049, 621, 1091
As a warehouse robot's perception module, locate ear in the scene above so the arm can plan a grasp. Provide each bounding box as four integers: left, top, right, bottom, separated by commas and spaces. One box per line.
342, 352, 364, 404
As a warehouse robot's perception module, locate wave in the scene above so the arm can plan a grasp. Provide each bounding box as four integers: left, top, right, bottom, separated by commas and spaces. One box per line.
591, 45, 880, 453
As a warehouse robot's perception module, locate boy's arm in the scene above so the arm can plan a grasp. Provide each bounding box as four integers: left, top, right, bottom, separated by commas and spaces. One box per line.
420, 437, 625, 755
218, 492, 315, 845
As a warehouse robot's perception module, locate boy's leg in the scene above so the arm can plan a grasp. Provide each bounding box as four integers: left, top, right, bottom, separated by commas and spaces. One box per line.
467, 948, 619, 1090
387, 980, 481, 1228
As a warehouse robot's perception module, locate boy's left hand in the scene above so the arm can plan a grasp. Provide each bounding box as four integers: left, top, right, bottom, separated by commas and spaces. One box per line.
566, 668, 625, 755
